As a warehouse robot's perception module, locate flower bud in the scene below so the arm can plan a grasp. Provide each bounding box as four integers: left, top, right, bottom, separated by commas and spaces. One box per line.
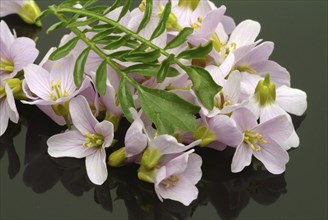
108, 147, 127, 167
192, 124, 216, 147
18, 0, 42, 26
5, 78, 26, 100
254, 74, 276, 106
141, 147, 161, 170
138, 165, 156, 183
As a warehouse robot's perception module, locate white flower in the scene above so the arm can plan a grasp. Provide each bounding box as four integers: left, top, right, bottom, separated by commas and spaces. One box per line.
47, 96, 114, 185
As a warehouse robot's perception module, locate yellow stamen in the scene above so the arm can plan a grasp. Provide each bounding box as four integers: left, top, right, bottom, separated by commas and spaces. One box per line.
83, 132, 104, 148
161, 175, 180, 188
243, 130, 267, 152
49, 80, 69, 101
0, 57, 14, 73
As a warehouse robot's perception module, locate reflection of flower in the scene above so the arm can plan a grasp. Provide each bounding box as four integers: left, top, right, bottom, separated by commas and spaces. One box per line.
47, 96, 114, 185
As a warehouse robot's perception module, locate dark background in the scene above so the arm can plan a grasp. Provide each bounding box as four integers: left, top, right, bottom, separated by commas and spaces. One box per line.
0, 0, 327, 219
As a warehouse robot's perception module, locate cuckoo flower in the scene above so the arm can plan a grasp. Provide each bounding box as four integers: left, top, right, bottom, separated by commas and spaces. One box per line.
0, 0, 42, 26
22, 55, 91, 124
246, 74, 307, 149
231, 108, 292, 174
0, 81, 19, 136
155, 149, 202, 206
212, 19, 261, 65
0, 20, 39, 81
47, 96, 114, 185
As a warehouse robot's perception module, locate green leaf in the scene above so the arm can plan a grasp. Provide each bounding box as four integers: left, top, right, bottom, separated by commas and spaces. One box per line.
137, 0, 153, 33
46, 21, 65, 34
109, 50, 131, 61
124, 63, 180, 77
66, 17, 97, 28
92, 24, 113, 32
96, 61, 107, 96
150, 1, 171, 40
103, 35, 128, 50
124, 50, 160, 63
187, 66, 221, 109
83, 0, 98, 8
165, 27, 194, 50
157, 54, 174, 83
138, 86, 199, 135
118, 79, 135, 122
49, 37, 79, 61
118, 0, 131, 21
106, 0, 121, 13
92, 29, 113, 42
36, 8, 52, 21
74, 47, 90, 87
177, 41, 213, 60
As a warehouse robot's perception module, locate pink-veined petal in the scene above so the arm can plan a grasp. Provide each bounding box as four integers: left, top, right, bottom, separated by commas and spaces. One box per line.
208, 115, 243, 147
254, 114, 293, 144
85, 149, 108, 185
222, 70, 241, 104
24, 64, 52, 101
231, 143, 252, 173
253, 138, 289, 175
11, 37, 39, 73
47, 130, 96, 158
252, 60, 290, 87
183, 153, 202, 184
237, 41, 274, 66
228, 20, 261, 47
70, 96, 98, 134
276, 85, 307, 116
155, 176, 198, 206
231, 108, 258, 131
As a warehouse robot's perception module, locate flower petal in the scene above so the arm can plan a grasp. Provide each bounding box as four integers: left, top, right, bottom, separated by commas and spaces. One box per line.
237, 41, 274, 66
94, 121, 114, 148
222, 70, 241, 104
85, 149, 108, 185
253, 138, 289, 175
37, 105, 66, 126
183, 153, 202, 184
4, 83, 19, 123
125, 119, 148, 157
231, 108, 258, 131
276, 85, 307, 116
149, 135, 189, 155
231, 143, 252, 173
155, 176, 198, 206
11, 37, 39, 73
0, 100, 9, 136
208, 115, 243, 147
254, 114, 293, 144
24, 64, 52, 101
70, 96, 98, 134
228, 20, 261, 47
252, 60, 290, 87
47, 130, 96, 158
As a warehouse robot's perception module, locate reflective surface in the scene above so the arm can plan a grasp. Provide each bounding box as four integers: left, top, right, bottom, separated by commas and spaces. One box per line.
1, 1, 327, 219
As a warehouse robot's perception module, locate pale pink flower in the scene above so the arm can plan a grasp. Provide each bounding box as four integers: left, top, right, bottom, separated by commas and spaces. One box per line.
154, 149, 202, 206
0, 20, 39, 81
231, 109, 292, 174
47, 96, 114, 185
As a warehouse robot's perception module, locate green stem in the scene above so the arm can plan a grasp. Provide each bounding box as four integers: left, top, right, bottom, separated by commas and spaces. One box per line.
54, 11, 141, 89
55, 7, 189, 72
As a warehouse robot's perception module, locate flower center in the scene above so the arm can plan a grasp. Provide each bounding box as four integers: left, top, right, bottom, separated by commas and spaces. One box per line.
0, 57, 14, 73
161, 175, 180, 188
49, 80, 69, 101
214, 93, 231, 110
190, 16, 203, 30
178, 0, 201, 11
83, 132, 104, 148
237, 64, 256, 74
243, 130, 267, 152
